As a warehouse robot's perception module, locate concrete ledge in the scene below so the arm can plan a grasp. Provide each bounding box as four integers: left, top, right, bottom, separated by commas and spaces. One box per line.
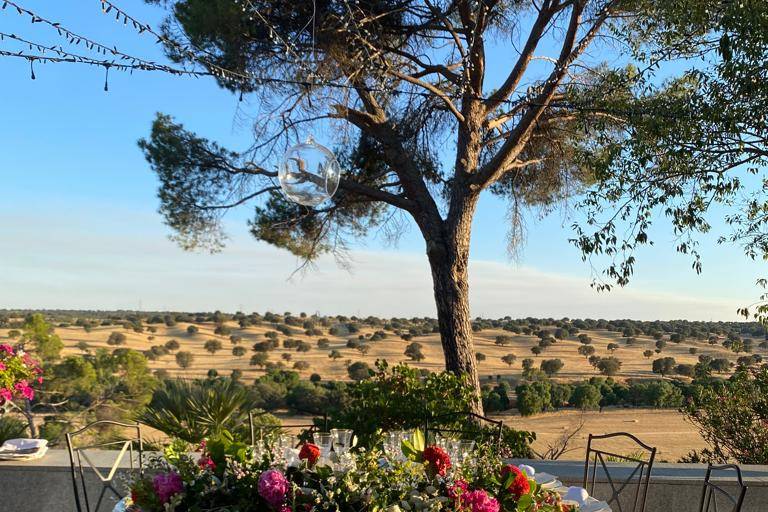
1, 451, 766, 512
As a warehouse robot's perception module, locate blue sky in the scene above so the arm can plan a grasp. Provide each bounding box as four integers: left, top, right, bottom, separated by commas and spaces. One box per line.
0, 1, 762, 319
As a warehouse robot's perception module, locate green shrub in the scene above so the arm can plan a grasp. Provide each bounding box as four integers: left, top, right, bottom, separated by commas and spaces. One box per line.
482, 382, 511, 412
0, 416, 27, 444
38, 419, 67, 446
571, 383, 601, 410
683, 366, 768, 464
516, 381, 552, 416
347, 361, 371, 381
346, 362, 532, 456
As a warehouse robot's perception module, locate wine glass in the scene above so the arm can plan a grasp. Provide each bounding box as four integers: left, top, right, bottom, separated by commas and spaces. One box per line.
384, 431, 404, 461
331, 429, 354, 455
313, 432, 334, 459
277, 434, 295, 462
457, 440, 475, 464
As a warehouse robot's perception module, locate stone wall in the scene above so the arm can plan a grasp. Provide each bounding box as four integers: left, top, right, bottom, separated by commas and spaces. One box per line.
1, 451, 766, 512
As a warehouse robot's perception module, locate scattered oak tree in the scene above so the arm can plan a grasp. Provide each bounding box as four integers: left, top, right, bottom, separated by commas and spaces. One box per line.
501, 354, 517, 367
175, 351, 194, 370
204, 339, 224, 354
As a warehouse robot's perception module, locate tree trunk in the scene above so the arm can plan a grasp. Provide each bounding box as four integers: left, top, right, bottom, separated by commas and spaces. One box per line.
24, 399, 37, 438
426, 228, 483, 416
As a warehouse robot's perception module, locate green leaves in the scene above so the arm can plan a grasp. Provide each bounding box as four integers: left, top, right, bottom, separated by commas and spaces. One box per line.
400, 429, 425, 462
571, 1, 768, 304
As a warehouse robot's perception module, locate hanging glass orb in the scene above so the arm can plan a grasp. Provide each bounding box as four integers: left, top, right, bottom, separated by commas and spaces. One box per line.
279, 136, 341, 207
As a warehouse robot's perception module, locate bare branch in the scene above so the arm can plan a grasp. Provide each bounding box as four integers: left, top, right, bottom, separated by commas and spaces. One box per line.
474, 0, 615, 187
388, 70, 465, 122
483, 1, 556, 112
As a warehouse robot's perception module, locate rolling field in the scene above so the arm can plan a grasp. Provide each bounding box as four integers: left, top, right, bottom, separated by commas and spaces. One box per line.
13, 320, 748, 382
2, 318, 758, 460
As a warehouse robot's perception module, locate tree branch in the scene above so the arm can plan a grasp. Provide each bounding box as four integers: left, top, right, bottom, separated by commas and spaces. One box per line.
474, 0, 614, 187
388, 70, 465, 122
483, 0, 556, 112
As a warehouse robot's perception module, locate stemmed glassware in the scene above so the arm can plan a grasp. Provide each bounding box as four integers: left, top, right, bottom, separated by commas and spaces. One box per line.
383, 430, 415, 462
456, 440, 476, 465
434, 434, 475, 469
331, 429, 354, 455
313, 432, 334, 460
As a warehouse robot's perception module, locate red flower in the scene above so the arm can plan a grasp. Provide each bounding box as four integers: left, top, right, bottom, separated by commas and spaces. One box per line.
501, 465, 531, 499
299, 443, 320, 466
423, 445, 451, 477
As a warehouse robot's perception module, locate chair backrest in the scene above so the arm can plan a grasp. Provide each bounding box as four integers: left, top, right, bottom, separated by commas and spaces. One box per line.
248, 411, 328, 447
65, 420, 143, 512
582, 432, 656, 512
424, 410, 503, 445
699, 464, 748, 512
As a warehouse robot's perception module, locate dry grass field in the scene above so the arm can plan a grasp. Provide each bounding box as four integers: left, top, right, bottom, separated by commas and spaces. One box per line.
497, 408, 706, 462
8, 320, 746, 382
3, 318, 756, 460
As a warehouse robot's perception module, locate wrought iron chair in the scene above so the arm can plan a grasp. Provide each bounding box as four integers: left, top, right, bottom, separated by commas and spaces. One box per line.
699, 464, 748, 512
65, 420, 143, 512
582, 432, 656, 512
424, 410, 504, 445
248, 410, 328, 447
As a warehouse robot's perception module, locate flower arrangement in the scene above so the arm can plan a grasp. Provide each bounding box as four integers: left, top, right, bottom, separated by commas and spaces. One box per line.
0, 344, 42, 407
125, 430, 576, 512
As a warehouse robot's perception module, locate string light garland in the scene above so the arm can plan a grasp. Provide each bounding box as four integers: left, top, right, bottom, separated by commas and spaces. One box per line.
0, 31, 193, 74
0, 0, 536, 109
1, 0, 201, 76
0, 0, 669, 122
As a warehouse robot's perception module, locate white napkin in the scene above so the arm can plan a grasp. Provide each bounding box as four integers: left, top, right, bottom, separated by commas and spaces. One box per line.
0, 438, 47, 452
519, 464, 535, 477
564, 486, 589, 505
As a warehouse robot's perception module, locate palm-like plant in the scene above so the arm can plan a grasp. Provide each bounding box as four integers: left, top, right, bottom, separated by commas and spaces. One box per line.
0, 416, 27, 444
138, 379, 255, 443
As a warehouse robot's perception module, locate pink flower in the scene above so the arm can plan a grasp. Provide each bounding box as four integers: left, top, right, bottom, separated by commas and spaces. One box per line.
197, 455, 216, 471
448, 479, 470, 500
0, 362, 6, 371
258, 469, 289, 508
14, 380, 34, 400
0, 344, 13, 355
0, 388, 12, 403
460, 490, 500, 512
280, 506, 292, 512
152, 471, 184, 504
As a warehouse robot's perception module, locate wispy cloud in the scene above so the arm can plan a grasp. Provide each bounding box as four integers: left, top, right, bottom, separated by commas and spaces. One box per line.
0, 214, 741, 320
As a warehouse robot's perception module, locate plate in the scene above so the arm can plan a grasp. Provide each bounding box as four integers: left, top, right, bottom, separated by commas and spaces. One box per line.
534, 472, 557, 485
541, 479, 563, 490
